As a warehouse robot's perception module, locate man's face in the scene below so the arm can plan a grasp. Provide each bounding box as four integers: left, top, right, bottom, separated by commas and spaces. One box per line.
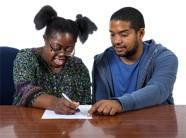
109, 20, 144, 58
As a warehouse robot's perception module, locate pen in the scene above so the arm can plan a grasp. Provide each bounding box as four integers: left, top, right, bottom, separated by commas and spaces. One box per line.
62, 93, 80, 112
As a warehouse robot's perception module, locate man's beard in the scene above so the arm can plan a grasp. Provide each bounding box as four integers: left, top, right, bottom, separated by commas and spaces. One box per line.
117, 43, 138, 58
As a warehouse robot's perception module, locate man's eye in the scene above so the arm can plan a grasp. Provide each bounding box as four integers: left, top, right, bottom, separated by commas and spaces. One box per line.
110, 34, 115, 37
121, 33, 128, 37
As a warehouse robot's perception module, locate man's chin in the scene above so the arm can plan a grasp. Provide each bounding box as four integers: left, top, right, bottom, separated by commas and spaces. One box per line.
115, 51, 126, 57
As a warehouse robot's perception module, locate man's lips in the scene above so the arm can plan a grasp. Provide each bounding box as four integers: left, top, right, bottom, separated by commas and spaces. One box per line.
114, 46, 127, 52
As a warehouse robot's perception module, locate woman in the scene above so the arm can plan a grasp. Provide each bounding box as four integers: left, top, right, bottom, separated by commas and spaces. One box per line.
13, 5, 97, 114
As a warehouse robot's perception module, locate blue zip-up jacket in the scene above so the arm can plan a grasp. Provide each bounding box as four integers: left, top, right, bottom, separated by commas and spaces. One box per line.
92, 40, 178, 112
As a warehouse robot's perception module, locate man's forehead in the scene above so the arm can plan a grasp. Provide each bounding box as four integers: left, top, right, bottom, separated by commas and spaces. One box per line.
109, 20, 131, 32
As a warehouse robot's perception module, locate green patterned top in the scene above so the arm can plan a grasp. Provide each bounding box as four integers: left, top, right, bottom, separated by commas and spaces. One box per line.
13, 48, 91, 106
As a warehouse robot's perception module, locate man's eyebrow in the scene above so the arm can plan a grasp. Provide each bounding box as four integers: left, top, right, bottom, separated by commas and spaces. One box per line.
109, 29, 130, 33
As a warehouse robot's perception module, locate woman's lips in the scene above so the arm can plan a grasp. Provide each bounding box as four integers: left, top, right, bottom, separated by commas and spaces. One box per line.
53, 58, 66, 66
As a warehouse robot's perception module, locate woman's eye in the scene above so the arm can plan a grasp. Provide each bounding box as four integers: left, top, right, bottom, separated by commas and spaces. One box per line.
66, 48, 73, 52
53, 46, 61, 51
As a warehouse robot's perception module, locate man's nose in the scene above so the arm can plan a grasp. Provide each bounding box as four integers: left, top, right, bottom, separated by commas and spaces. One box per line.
113, 35, 122, 45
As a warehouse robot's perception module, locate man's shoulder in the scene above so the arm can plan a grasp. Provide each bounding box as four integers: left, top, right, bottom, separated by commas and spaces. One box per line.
144, 39, 176, 57
94, 47, 113, 62
143, 40, 178, 69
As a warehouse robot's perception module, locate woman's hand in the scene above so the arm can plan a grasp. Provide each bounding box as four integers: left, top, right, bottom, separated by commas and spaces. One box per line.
52, 97, 79, 114
32, 94, 79, 115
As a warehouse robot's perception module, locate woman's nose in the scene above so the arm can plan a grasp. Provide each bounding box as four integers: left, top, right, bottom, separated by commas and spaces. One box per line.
57, 50, 66, 56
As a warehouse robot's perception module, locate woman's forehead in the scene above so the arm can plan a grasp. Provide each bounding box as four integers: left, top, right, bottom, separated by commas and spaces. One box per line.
49, 32, 76, 44
51, 32, 73, 39
50, 32, 74, 40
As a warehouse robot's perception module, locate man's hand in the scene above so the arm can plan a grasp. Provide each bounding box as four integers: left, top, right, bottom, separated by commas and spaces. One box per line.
88, 100, 122, 115
52, 97, 79, 114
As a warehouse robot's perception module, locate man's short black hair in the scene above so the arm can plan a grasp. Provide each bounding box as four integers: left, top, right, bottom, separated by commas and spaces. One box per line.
110, 7, 145, 31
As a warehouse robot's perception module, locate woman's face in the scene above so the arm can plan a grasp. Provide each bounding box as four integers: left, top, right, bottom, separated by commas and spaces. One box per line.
42, 32, 76, 72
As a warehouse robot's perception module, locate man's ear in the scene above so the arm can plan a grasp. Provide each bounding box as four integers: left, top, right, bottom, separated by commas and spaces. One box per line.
138, 28, 145, 39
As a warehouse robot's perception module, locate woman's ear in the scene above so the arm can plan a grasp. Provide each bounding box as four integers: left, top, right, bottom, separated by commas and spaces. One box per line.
43, 35, 47, 41
43, 35, 49, 46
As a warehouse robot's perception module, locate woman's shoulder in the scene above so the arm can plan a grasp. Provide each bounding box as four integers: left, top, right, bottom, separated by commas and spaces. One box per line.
17, 48, 34, 56
70, 56, 83, 64
67, 57, 89, 74
67, 56, 88, 69
15, 48, 38, 64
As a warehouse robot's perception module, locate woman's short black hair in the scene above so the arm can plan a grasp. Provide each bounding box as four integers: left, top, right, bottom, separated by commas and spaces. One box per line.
34, 5, 97, 43
110, 7, 145, 31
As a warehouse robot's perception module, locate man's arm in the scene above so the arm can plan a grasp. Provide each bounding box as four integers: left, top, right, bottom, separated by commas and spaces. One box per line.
116, 52, 178, 111
90, 55, 122, 115
90, 51, 178, 115
92, 59, 110, 103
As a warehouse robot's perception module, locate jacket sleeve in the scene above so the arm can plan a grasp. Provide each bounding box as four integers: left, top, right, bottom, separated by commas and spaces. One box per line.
92, 64, 107, 103
92, 54, 113, 103
115, 52, 178, 111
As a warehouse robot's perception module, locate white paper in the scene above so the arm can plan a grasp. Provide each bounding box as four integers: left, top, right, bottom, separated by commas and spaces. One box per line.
42, 105, 92, 119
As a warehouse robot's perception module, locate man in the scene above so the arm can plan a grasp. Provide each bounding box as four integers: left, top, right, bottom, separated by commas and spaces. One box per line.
89, 7, 178, 115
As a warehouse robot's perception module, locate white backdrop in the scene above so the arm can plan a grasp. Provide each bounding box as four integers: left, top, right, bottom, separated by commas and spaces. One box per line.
0, 0, 185, 105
